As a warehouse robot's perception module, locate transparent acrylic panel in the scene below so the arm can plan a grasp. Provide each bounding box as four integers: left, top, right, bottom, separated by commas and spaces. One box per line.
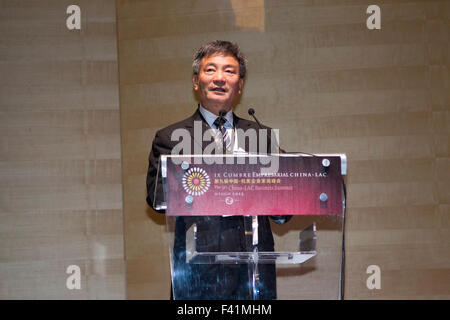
166, 214, 343, 300
162, 153, 345, 300
166, 215, 262, 300
185, 221, 317, 264
272, 214, 344, 300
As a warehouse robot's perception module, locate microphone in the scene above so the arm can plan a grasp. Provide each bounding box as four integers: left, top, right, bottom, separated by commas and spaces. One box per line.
248, 108, 263, 128
247, 107, 286, 154
248, 107, 318, 157
218, 109, 227, 127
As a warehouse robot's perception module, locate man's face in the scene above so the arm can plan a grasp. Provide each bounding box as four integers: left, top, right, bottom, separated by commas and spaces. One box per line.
193, 53, 243, 115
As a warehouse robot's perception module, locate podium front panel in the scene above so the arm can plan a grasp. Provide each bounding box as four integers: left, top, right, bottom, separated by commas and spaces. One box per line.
159, 154, 346, 300
161, 154, 344, 216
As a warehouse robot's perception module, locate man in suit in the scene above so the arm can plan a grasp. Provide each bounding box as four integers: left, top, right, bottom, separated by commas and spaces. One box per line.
146, 40, 289, 299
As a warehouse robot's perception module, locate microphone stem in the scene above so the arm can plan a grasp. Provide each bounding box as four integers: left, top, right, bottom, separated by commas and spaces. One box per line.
250, 114, 263, 128
248, 109, 286, 154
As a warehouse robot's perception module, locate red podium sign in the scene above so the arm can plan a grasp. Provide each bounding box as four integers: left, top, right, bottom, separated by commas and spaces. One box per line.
162, 155, 344, 216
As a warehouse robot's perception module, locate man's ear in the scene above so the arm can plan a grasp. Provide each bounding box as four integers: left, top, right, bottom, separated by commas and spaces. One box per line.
192, 75, 199, 90
238, 78, 244, 94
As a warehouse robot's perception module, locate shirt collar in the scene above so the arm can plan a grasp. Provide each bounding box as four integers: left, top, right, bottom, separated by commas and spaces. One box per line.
199, 105, 234, 129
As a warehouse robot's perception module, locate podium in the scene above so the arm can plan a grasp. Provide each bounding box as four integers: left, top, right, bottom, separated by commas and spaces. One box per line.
154, 153, 346, 300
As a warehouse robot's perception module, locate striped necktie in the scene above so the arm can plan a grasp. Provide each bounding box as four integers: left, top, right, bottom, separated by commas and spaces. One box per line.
213, 117, 233, 152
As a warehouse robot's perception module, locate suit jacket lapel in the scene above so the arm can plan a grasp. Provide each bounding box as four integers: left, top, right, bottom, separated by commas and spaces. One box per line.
184, 107, 213, 152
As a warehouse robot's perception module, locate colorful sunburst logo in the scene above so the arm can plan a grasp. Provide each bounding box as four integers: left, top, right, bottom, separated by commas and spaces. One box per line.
182, 167, 210, 196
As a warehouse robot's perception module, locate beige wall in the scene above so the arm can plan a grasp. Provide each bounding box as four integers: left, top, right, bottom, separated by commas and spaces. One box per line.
1, 0, 447, 300
117, 0, 449, 299
0, 0, 125, 299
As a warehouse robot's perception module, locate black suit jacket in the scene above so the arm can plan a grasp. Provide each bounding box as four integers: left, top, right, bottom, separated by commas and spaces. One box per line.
146, 107, 287, 299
